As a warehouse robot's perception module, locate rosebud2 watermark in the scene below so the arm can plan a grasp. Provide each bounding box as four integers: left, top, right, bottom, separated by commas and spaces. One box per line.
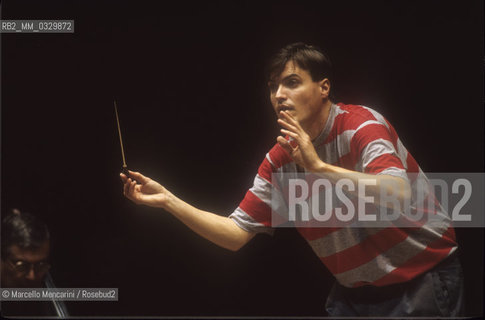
0, 288, 118, 301
270, 173, 484, 228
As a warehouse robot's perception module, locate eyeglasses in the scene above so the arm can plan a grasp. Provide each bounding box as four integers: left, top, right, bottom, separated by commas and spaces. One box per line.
7, 259, 51, 276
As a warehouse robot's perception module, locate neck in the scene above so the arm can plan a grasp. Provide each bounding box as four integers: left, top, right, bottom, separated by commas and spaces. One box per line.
304, 100, 333, 141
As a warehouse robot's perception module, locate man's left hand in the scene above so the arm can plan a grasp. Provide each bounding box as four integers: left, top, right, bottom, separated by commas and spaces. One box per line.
277, 111, 325, 172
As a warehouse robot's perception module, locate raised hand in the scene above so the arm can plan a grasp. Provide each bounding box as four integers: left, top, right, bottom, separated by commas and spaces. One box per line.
276, 110, 325, 172
120, 171, 172, 208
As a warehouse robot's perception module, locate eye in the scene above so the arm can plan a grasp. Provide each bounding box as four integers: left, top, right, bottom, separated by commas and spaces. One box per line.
13, 260, 26, 267
286, 78, 299, 88
11, 260, 29, 273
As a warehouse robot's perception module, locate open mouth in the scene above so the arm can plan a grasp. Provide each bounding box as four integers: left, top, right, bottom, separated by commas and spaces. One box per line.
277, 105, 294, 113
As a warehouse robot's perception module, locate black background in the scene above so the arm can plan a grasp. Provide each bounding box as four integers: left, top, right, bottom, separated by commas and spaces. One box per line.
1, 0, 484, 317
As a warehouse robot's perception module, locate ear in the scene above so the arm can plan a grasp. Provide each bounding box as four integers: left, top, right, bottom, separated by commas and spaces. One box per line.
318, 78, 331, 99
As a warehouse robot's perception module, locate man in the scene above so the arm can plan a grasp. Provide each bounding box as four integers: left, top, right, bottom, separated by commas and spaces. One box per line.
1, 209, 68, 317
1, 209, 51, 288
121, 43, 464, 317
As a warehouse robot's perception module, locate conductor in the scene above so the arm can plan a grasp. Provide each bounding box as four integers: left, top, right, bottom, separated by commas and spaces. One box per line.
120, 43, 463, 317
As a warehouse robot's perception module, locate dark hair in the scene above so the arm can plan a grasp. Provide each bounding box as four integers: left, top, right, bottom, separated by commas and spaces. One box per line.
1, 209, 50, 259
267, 42, 333, 85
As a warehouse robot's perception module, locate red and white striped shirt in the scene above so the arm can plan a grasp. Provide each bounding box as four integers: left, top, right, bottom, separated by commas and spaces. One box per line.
229, 103, 457, 288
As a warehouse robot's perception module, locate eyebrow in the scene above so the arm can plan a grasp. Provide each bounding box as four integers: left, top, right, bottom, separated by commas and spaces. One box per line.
280, 73, 301, 82
268, 73, 301, 85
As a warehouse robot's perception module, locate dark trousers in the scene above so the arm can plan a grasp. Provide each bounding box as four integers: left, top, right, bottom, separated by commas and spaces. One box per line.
325, 254, 464, 317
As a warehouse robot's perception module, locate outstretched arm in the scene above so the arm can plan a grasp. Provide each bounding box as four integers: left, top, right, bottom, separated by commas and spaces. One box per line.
120, 171, 255, 251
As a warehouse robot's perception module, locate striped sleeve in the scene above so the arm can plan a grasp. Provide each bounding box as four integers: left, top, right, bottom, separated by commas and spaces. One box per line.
229, 145, 292, 235
351, 119, 408, 180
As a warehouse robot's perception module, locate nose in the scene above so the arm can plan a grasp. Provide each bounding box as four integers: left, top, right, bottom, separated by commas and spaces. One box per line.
24, 266, 37, 281
274, 84, 286, 103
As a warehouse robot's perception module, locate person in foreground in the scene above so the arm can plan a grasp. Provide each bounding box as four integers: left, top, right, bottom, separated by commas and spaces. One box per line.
1, 209, 69, 318
120, 43, 464, 317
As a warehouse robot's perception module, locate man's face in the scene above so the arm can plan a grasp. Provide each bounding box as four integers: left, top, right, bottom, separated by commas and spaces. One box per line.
269, 61, 329, 128
1, 241, 50, 288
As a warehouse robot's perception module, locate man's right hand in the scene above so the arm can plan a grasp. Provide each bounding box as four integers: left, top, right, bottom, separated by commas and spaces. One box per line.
120, 170, 255, 251
120, 171, 171, 208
